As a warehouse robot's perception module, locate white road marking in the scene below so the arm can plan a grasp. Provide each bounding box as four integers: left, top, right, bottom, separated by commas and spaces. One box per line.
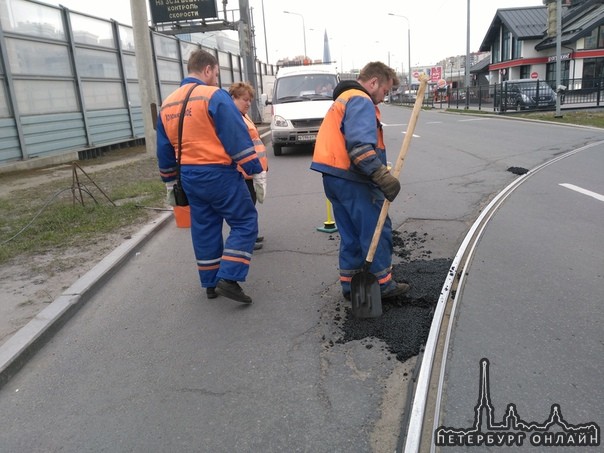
559, 183, 604, 202
381, 123, 421, 137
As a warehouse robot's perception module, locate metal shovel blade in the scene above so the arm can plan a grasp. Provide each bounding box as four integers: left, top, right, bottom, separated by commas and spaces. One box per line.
350, 270, 382, 318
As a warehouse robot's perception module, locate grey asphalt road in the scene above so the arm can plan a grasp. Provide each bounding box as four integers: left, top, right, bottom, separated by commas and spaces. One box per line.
436, 143, 604, 453
0, 107, 602, 452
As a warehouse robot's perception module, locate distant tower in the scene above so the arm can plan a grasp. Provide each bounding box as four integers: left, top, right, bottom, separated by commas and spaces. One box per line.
323, 29, 331, 64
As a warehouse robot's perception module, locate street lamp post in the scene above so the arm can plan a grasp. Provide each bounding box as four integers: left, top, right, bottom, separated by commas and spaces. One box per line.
388, 13, 411, 88
465, 0, 471, 109
261, 0, 269, 64
283, 10, 307, 61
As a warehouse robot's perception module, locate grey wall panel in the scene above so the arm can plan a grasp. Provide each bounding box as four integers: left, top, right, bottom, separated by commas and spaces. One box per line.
20, 113, 88, 158
0, 118, 21, 162
131, 108, 145, 138
87, 109, 135, 145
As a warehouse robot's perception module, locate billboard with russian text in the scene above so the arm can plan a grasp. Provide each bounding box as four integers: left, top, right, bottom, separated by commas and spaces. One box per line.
149, 0, 218, 25
410, 66, 443, 85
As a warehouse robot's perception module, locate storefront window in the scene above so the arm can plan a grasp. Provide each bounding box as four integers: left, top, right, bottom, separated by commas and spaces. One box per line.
582, 57, 604, 88
545, 60, 570, 86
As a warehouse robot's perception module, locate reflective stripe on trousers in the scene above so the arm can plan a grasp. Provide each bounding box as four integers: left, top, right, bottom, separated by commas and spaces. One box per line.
181, 165, 258, 287
322, 174, 393, 293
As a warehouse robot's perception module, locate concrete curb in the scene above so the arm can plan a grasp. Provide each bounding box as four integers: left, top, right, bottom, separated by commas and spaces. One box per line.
0, 210, 174, 389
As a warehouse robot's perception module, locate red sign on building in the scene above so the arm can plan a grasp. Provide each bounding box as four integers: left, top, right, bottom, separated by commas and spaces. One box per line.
411, 66, 443, 85
430, 66, 442, 82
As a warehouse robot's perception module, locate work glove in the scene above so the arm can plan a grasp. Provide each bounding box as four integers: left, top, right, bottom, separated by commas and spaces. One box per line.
253, 171, 267, 203
166, 182, 176, 206
370, 166, 400, 202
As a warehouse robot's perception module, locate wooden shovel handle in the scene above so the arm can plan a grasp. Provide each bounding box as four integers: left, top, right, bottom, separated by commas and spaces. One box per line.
365, 76, 429, 264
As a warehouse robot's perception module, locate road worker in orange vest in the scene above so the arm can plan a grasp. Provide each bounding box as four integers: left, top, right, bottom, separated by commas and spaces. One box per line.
157, 50, 265, 304
311, 61, 411, 301
229, 82, 269, 251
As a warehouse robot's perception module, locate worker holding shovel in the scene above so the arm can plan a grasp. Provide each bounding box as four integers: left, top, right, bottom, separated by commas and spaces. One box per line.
310, 61, 410, 308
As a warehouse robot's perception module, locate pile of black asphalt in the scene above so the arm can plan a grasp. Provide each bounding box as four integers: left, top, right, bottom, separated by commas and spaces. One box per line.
507, 166, 529, 175
337, 230, 453, 362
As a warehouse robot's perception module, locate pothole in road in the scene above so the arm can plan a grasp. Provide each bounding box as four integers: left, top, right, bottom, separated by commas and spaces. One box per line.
332, 230, 453, 363
507, 166, 529, 175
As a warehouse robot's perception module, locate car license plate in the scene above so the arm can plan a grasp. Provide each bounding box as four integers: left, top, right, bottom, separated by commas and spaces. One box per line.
299, 134, 316, 141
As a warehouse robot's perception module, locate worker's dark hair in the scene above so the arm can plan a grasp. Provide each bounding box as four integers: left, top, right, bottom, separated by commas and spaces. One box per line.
187, 49, 218, 74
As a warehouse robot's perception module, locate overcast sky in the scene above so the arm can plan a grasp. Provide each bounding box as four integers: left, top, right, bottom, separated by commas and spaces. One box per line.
43, 0, 543, 70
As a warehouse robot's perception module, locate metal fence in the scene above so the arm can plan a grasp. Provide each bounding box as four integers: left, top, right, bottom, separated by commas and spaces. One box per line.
390, 77, 604, 112
0, 0, 276, 167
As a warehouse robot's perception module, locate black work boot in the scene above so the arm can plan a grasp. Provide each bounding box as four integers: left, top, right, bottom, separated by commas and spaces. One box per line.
381, 281, 410, 299
206, 287, 218, 299
216, 279, 252, 304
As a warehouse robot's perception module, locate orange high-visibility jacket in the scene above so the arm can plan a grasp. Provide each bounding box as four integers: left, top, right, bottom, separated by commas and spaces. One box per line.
311, 87, 386, 182
159, 83, 258, 168
238, 114, 268, 179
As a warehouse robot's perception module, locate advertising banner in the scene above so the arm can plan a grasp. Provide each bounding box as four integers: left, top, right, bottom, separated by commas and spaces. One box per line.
411, 66, 443, 85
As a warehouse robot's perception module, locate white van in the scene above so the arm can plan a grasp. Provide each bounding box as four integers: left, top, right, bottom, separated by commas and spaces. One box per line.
265, 64, 339, 156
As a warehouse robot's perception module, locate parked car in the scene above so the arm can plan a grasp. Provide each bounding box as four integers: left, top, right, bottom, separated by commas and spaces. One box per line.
389, 87, 416, 103
450, 89, 466, 101
499, 79, 557, 111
